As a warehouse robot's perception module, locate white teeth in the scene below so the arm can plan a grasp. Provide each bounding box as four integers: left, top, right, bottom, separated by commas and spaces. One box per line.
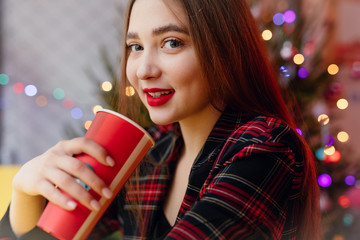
148, 91, 173, 98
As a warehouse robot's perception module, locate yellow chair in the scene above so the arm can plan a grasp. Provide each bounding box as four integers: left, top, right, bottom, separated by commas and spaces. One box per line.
0, 165, 21, 219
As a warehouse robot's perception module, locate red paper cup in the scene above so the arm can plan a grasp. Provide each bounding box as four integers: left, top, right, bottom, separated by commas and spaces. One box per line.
37, 109, 154, 240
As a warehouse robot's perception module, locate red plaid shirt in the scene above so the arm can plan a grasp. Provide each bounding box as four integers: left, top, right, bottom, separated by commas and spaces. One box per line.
0, 113, 304, 240
91, 113, 304, 239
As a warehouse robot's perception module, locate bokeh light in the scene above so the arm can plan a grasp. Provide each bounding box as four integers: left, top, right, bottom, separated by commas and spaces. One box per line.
318, 173, 332, 187
13, 82, 24, 94
325, 150, 341, 163
62, 98, 74, 110
345, 175, 356, 186
280, 41, 292, 59
343, 213, 354, 227
280, 66, 291, 77
283, 23, 295, 34
338, 195, 351, 208
337, 131, 349, 143
273, 13, 285, 25
24, 85, 38, 97
84, 121, 92, 130
317, 114, 329, 125
316, 148, 325, 161
336, 98, 348, 110
283, 10, 296, 24
35, 96, 48, 107
92, 105, 103, 114
295, 128, 303, 136
323, 134, 335, 147
71, 107, 83, 119
101, 81, 113, 92
126, 86, 136, 97
328, 64, 339, 75
262, 30, 273, 41
324, 146, 336, 156
303, 42, 315, 56
293, 53, 305, 65
297, 67, 309, 79
0, 74, 10, 85
53, 88, 65, 100
333, 235, 344, 240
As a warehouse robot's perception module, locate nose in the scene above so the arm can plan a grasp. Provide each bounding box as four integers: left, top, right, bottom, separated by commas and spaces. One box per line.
136, 50, 161, 80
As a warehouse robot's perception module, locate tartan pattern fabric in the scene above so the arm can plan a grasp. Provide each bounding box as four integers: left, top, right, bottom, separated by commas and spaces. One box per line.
93, 112, 304, 239
0, 112, 303, 240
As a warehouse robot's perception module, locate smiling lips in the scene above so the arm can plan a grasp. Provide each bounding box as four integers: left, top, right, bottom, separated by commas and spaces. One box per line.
144, 88, 175, 107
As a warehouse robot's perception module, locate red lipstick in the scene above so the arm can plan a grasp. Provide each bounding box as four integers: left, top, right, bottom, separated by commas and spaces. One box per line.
144, 88, 175, 107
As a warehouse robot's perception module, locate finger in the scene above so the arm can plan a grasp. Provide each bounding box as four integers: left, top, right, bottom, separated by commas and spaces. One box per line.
57, 138, 115, 167
37, 180, 77, 211
55, 156, 113, 200
44, 166, 100, 211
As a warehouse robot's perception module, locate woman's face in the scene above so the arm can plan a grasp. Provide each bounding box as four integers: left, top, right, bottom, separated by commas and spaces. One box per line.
126, 0, 214, 125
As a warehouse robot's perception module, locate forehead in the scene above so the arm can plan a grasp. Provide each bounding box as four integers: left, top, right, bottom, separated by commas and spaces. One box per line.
128, 0, 188, 31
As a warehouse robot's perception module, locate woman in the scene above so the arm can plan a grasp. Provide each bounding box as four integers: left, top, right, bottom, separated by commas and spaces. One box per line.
1, 0, 321, 239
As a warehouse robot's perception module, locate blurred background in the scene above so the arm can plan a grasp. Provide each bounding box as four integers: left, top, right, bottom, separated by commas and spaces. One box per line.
1, 0, 360, 239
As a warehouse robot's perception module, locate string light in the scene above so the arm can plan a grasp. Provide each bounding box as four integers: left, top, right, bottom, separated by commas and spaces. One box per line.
101, 81, 113, 92
35, 96, 48, 107
324, 146, 335, 156
332, 235, 344, 240
323, 134, 335, 147
24, 85, 38, 97
343, 213, 354, 227
273, 13, 285, 25
328, 64, 339, 75
317, 114, 330, 125
295, 128, 303, 136
297, 67, 309, 79
345, 175, 356, 186
53, 88, 65, 100
293, 53, 305, 65
280, 66, 291, 77
325, 150, 341, 163
315, 148, 325, 161
337, 131, 349, 143
92, 105, 103, 114
336, 98, 348, 110
338, 195, 351, 208
262, 30, 273, 41
283, 10, 296, 24
71, 107, 83, 119
125, 86, 136, 97
13, 82, 25, 94
318, 173, 332, 187
0, 74, 10, 85
62, 98, 74, 109
84, 121, 92, 130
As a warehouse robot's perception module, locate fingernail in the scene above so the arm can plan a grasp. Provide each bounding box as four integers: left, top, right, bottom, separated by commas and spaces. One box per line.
102, 188, 113, 199
106, 156, 115, 167
67, 201, 77, 210
90, 200, 101, 211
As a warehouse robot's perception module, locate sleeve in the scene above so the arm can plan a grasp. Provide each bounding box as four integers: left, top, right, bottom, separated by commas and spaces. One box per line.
0, 205, 57, 240
165, 144, 297, 240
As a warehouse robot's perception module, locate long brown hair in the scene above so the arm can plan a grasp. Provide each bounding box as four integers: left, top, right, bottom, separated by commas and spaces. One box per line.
118, 0, 321, 239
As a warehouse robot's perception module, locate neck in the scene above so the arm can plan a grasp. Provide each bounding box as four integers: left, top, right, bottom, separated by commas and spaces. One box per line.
179, 106, 221, 160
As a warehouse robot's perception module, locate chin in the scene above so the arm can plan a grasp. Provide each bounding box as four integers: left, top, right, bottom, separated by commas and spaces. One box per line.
148, 113, 176, 126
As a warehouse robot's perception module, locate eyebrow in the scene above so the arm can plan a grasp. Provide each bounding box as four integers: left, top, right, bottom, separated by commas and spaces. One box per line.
126, 24, 189, 40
